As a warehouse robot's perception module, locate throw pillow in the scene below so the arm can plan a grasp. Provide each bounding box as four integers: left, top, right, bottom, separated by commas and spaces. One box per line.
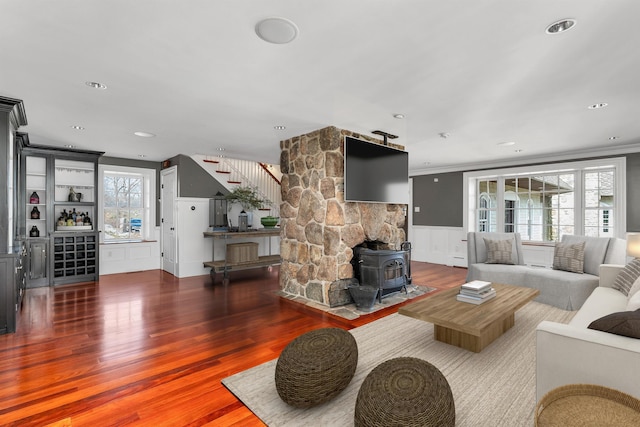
627, 275, 640, 301
612, 258, 640, 296
552, 241, 586, 274
587, 309, 640, 339
483, 238, 514, 265
628, 292, 640, 311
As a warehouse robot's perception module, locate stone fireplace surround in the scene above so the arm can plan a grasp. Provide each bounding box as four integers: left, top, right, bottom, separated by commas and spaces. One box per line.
279, 126, 407, 307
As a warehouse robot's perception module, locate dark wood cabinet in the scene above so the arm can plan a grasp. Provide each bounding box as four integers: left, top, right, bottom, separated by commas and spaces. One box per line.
1, 96, 27, 334
27, 238, 47, 286
18, 138, 103, 286
0, 244, 25, 334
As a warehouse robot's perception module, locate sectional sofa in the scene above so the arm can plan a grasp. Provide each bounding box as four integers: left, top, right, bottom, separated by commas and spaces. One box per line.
536, 264, 640, 400
466, 232, 626, 310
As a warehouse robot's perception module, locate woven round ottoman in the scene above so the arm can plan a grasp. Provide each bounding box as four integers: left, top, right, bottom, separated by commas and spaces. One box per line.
355, 357, 455, 427
275, 327, 358, 408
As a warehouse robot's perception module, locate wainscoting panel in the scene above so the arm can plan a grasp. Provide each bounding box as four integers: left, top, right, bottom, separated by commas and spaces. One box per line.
99, 231, 161, 275
410, 225, 556, 269
410, 226, 466, 266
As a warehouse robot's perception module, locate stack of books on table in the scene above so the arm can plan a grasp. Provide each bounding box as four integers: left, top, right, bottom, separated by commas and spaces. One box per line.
456, 280, 496, 305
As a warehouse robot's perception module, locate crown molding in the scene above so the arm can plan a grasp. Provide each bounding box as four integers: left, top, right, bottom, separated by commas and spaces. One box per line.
410, 141, 640, 176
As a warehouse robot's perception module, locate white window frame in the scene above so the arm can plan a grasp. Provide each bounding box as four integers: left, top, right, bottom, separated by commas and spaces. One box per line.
463, 157, 626, 240
98, 165, 156, 243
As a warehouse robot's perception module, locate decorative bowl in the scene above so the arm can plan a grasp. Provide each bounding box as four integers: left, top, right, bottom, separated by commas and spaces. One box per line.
261, 216, 279, 228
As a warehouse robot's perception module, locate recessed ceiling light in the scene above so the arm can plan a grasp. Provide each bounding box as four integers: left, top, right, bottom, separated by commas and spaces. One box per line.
546, 19, 577, 34
588, 103, 608, 109
438, 132, 450, 139
255, 17, 299, 44
85, 81, 107, 90
64, 144, 76, 148
515, 149, 523, 153
274, 125, 286, 130
138, 154, 146, 158
216, 147, 226, 151
393, 114, 405, 119
498, 141, 516, 146
609, 136, 619, 140
70, 125, 85, 130
134, 131, 156, 137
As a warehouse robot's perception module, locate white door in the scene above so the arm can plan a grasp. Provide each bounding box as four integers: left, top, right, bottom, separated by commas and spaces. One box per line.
161, 167, 177, 275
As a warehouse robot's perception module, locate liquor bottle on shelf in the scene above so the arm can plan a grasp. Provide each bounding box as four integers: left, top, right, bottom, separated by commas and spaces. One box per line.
30, 206, 40, 219
29, 191, 40, 204
29, 226, 40, 237
83, 212, 92, 226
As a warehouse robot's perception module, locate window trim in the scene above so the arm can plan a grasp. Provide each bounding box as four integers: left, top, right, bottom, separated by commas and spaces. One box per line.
98, 165, 156, 244
463, 157, 626, 240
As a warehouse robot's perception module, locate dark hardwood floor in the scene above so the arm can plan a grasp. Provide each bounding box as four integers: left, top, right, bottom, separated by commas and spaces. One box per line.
0, 262, 467, 426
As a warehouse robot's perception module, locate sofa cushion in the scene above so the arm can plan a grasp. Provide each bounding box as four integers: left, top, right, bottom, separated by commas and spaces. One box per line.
553, 241, 585, 274
525, 268, 598, 311
468, 232, 523, 265
561, 235, 610, 276
466, 264, 529, 287
569, 287, 629, 328
628, 276, 640, 300
588, 309, 640, 339
628, 292, 640, 311
612, 258, 640, 296
483, 238, 514, 264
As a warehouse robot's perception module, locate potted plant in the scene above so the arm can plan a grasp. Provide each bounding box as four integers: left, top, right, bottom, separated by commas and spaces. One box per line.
225, 186, 264, 211
226, 186, 264, 230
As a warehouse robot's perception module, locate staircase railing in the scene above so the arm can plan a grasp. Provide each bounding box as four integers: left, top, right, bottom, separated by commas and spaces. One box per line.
193, 154, 281, 217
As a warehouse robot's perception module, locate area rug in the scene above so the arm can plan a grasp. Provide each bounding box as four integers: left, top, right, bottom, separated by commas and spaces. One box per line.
276, 284, 437, 320
222, 301, 575, 426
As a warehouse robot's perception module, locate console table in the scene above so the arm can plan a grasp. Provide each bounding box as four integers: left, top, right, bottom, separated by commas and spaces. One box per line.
203, 228, 280, 284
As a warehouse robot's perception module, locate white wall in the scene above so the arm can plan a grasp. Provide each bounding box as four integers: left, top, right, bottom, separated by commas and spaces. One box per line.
410, 224, 556, 268
176, 198, 212, 278
100, 227, 162, 275
175, 197, 280, 278
411, 226, 467, 267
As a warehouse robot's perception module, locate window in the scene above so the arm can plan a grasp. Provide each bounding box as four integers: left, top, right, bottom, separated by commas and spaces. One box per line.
503, 173, 575, 241
99, 165, 156, 243
584, 170, 615, 237
463, 158, 625, 242
477, 179, 497, 232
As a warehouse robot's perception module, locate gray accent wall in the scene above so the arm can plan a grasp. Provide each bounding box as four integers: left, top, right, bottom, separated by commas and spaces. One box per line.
626, 152, 640, 232
167, 154, 228, 198
412, 152, 640, 232
412, 172, 463, 227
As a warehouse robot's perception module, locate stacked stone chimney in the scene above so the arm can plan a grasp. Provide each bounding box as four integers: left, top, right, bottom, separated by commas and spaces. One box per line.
279, 126, 407, 306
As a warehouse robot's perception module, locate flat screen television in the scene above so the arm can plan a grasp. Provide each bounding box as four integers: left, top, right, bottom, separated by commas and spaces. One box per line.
344, 136, 409, 204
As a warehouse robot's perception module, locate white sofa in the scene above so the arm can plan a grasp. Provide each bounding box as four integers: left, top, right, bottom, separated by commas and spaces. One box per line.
536, 264, 640, 400
466, 232, 627, 310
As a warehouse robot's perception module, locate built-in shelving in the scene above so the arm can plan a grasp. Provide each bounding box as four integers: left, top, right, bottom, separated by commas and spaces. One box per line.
52, 234, 97, 281
19, 144, 102, 287
25, 156, 47, 239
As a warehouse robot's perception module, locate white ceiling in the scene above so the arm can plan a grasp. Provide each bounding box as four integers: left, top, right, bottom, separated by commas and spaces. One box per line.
3, 1, 640, 174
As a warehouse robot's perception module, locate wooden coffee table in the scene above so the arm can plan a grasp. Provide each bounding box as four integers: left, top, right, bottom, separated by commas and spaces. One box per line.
398, 283, 539, 352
